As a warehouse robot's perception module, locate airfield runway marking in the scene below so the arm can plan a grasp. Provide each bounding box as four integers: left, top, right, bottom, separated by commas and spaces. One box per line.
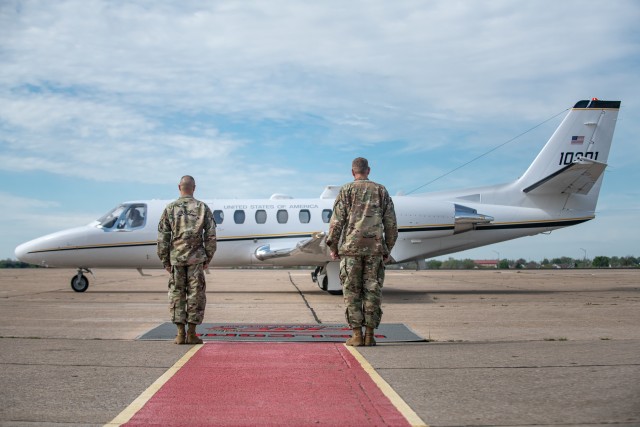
345, 345, 427, 427
105, 342, 427, 426
105, 343, 203, 426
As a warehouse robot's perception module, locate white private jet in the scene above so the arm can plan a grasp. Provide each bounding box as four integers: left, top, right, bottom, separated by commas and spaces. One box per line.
15, 99, 620, 293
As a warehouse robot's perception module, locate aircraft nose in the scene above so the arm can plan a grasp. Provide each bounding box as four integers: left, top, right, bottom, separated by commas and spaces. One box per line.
15, 242, 30, 263
14, 240, 40, 265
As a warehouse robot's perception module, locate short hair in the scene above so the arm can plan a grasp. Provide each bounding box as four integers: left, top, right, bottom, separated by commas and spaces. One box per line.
351, 157, 369, 174
179, 175, 196, 187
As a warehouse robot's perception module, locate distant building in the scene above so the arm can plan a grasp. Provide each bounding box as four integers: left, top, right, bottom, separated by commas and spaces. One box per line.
473, 259, 498, 269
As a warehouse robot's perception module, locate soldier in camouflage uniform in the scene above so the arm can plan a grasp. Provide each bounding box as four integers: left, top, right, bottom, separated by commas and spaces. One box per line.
157, 175, 217, 345
326, 158, 398, 347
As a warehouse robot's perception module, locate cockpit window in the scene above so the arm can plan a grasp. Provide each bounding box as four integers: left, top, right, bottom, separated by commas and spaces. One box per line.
123, 205, 146, 229
97, 205, 127, 229
97, 204, 147, 231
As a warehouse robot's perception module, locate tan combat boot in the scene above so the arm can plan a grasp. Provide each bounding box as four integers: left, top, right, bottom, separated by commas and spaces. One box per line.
174, 323, 186, 345
345, 327, 363, 346
364, 326, 376, 346
186, 323, 203, 344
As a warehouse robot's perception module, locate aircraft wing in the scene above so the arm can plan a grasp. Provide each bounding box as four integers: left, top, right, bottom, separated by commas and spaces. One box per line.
523, 159, 607, 195
254, 232, 330, 264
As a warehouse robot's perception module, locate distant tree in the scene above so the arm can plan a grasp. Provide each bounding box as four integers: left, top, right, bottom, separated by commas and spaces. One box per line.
515, 258, 527, 269
498, 259, 510, 269
562, 256, 575, 265
426, 260, 442, 270
0, 259, 37, 268
461, 259, 476, 269
526, 261, 540, 269
541, 258, 550, 266
440, 257, 458, 269
592, 256, 611, 268
551, 256, 575, 267
620, 256, 639, 267
440, 258, 476, 269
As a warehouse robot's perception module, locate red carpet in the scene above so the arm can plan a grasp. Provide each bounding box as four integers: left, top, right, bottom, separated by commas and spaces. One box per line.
124, 342, 412, 426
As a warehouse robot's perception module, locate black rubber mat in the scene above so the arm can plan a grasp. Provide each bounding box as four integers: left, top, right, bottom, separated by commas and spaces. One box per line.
138, 323, 426, 343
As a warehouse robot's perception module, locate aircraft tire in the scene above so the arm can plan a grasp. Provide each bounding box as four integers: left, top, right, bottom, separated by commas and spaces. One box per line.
71, 275, 89, 292
328, 289, 343, 296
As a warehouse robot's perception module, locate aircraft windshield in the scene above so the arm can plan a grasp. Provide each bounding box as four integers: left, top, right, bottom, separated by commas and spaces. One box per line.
97, 204, 147, 230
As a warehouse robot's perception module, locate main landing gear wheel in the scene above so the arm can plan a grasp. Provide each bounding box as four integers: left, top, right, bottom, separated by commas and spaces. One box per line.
70, 269, 90, 292
322, 276, 343, 295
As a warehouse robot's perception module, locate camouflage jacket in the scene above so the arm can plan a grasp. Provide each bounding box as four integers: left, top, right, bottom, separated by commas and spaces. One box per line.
326, 179, 398, 257
157, 196, 217, 267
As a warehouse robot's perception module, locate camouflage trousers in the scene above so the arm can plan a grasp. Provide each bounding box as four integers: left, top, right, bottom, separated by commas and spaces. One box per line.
168, 264, 206, 325
339, 255, 385, 329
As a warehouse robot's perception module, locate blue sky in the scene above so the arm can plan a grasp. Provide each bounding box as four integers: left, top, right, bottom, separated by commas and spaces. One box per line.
1, 0, 639, 262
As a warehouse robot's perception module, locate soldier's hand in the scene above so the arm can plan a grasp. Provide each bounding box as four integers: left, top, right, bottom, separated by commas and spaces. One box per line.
330, 251, 340, 261
203, 264, 209, 270
165, 266, 171, 273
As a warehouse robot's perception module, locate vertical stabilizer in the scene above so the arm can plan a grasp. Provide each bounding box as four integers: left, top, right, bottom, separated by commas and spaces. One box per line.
517, 100, 620, 194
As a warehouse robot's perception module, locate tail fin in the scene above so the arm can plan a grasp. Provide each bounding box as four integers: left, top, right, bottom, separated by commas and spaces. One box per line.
517, 99, 620, 201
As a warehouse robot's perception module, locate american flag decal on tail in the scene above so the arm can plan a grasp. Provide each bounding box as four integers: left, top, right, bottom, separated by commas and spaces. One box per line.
571, 135, 585, 145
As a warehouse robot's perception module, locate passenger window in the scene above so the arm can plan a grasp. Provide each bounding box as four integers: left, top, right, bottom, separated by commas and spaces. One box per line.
213, 210, 224, 224
299, 209, 311, 224
277, 209, 288, 224
322, 209, 332, 223
234, 210, 246, 224
255, 210, 267, 224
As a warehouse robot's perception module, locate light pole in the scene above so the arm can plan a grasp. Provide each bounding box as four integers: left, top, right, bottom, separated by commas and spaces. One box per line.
580, 248, 587, 266
492, 250, 500, 268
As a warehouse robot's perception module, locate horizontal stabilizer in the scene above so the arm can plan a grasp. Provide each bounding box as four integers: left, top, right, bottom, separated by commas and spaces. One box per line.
523, 159, 607, 195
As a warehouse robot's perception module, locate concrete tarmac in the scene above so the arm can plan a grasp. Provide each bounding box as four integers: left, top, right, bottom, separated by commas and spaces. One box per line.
0, 268, 639, 426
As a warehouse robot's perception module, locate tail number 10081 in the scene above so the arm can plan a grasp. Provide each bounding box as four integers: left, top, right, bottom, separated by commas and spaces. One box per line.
559, 151, 599, 165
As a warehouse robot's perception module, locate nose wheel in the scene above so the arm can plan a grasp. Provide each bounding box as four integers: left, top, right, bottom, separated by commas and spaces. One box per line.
71, 268, 92, 292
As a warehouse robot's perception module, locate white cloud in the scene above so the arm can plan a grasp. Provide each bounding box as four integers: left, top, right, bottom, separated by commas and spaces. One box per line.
3, 0, 637, 120
0, 191, 97, 236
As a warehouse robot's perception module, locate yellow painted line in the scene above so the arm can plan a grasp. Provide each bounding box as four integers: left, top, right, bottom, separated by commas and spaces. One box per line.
104, 344, 204, 427
29, 241, 157, 253
573, 107, 619, 110
344, 345, 428, 427
500, 216, 593, 225
399, 224, 454, 229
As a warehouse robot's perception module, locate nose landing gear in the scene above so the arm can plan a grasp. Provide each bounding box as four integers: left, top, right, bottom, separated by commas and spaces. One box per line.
71, 268, 93, 292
